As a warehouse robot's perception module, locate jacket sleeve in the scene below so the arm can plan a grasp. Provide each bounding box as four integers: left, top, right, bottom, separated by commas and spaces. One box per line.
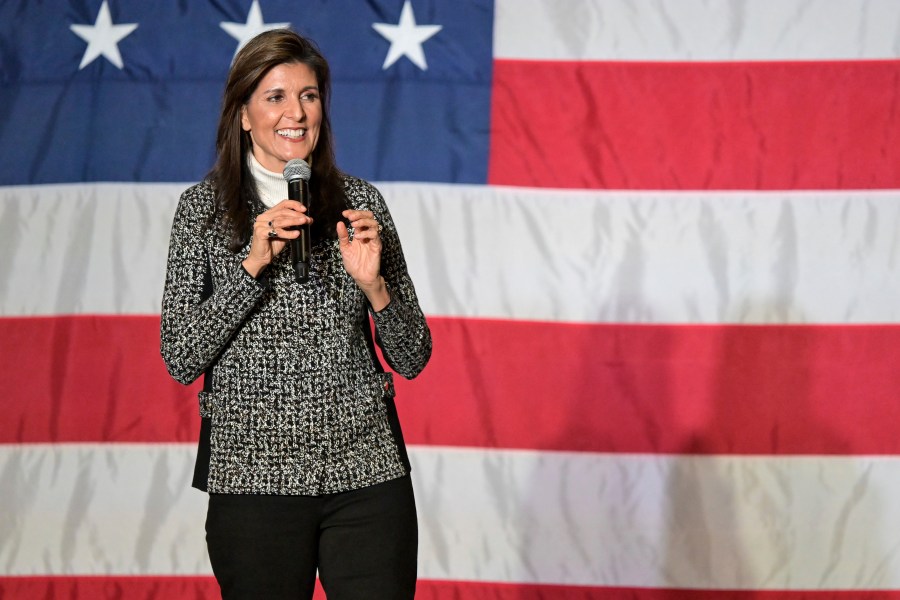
159, 184, 267, 384
364, 183, 432, 380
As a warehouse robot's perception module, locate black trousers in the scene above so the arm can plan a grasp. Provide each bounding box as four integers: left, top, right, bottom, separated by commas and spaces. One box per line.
205, 475, 418, 599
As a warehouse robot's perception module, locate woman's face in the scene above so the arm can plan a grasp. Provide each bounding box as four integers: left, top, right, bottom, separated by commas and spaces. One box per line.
241, 62, 322, 172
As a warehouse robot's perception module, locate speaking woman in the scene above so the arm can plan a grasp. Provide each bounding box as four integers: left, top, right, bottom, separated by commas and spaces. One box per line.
160, 29, 432, 599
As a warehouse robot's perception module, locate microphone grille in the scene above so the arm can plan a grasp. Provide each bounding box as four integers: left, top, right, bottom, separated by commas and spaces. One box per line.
283, 158, 311, 182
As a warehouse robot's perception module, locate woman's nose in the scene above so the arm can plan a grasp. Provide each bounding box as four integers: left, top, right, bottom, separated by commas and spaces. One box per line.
286, 97, 305, 121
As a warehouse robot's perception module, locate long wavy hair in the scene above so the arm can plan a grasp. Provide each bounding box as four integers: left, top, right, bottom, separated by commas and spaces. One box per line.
207, 29, 346, 251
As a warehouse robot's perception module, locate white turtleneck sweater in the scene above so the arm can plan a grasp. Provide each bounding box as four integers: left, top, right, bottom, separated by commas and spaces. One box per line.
248, 152, 289, 208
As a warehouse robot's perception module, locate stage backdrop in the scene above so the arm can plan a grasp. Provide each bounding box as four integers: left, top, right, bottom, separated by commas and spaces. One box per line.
3, 0, 900, 598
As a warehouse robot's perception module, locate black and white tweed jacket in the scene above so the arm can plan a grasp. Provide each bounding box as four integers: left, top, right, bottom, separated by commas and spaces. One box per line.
160, 176, 432, 495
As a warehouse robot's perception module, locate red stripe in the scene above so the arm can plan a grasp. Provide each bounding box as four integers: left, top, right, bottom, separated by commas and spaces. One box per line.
3, 577, 900, 599
488, 59, 900, 190
1, 315, 200, 444
4, 316, 900, 454
406, 318, 900, 455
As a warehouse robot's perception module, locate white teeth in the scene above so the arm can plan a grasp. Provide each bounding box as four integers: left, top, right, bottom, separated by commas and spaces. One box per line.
277, 129, 305, 139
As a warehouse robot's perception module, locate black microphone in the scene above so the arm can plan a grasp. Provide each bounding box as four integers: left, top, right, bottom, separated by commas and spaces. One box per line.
283, 159, 312, 283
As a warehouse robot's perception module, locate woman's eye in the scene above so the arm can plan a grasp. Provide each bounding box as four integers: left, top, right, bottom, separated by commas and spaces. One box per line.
301, 93, 318, 103
267, 94, 283, 102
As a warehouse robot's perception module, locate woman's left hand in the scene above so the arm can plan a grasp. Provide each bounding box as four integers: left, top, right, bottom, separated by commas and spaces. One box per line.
337, 209, 390, 310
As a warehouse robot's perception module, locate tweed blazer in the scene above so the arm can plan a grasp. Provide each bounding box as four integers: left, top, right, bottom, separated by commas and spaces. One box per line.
160, 176, 432, 495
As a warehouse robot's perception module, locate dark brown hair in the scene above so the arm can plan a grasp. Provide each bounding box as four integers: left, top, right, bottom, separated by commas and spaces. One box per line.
207, 29, 346, 251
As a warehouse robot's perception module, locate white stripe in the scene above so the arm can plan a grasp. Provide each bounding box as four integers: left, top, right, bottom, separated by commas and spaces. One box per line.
414, 448, 900, 589
0, 444, 210, 575
494, 0, 900, 61
3, 183, 900, 325
4, 443, 900, 589
0, 183, 180, 317
389, 184, 900, 325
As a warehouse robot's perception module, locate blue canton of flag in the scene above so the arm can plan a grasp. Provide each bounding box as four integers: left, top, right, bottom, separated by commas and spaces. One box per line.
0, 0, 494, 185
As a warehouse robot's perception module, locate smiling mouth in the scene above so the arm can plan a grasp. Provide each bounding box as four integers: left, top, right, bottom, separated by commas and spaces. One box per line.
277, 128, 306, 139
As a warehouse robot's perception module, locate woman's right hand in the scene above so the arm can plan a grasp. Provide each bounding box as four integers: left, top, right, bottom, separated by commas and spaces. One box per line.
242, 200, 312, 278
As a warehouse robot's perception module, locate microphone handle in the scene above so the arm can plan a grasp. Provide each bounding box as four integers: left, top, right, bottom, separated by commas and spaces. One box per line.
287, 179, 311, 283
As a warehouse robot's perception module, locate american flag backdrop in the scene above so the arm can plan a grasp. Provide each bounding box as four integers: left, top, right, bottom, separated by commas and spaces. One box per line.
3, 0, 900, 598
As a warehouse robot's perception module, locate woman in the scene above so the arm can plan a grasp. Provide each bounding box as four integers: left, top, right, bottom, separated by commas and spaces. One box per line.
160, 29, 431, 599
